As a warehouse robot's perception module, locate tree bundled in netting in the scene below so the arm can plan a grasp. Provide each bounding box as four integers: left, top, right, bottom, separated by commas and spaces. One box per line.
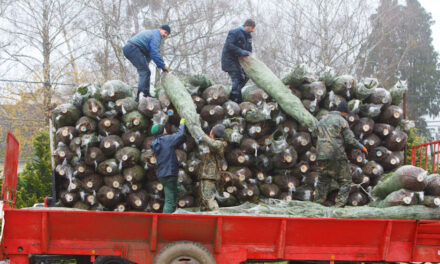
51, 58, 440, 219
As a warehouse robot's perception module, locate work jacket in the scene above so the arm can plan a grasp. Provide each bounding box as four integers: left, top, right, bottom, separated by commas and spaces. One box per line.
128, 29, 165, 69
152, 124, 185, 178
221, 26, 252, 72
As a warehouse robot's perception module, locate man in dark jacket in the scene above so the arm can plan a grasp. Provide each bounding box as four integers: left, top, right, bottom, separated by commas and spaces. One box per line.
313, 102, 368, 207
221, 19, 255, 104
123, 25, 171, 100
151, 119, 186, 213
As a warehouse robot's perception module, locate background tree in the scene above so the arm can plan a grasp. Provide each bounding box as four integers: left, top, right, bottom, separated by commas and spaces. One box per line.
0, 0, 88, 123
15, 129, 52, 208
358, 0, 440, 136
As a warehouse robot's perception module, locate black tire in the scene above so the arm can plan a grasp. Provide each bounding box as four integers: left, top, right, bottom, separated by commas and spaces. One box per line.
153, 241, 216, 264
93, 256, 132, 264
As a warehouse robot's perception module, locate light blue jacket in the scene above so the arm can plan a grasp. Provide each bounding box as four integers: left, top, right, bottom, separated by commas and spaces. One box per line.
128, 29, 165, 69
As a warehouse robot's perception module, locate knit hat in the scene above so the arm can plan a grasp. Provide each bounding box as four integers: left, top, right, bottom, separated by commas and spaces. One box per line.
160, 24, 171, 34
336, 101, 349, 113
151, 124, 165, 135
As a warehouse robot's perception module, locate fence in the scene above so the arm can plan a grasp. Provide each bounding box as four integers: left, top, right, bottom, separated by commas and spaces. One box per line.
411, 140, 440, 173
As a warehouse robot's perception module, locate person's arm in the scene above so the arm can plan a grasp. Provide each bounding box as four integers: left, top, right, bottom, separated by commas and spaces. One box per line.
342, 119, 363, 150
214, 141, 227, 171
148, 34, 166, 69
225, 30, 246, 56
169, 124, 186, 147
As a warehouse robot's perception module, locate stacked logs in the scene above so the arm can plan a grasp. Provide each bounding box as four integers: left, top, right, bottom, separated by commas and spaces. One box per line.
51, 66, 430, 212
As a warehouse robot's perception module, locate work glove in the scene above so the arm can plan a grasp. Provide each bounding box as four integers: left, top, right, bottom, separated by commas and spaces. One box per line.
241, 50, 249, 56
361, 145, 368, 156
180, 118, 186, 125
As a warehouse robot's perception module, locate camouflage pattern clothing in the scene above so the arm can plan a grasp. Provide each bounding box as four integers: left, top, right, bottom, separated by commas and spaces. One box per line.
314, 160, 351, 206
198, 136, 227, 211
313, 111, 362, 160
312, 111, 363, 207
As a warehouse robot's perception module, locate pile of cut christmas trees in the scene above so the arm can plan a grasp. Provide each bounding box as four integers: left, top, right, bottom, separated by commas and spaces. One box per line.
51, 56, 440, 214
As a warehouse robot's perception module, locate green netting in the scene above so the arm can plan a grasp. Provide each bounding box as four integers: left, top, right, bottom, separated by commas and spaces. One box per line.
371, 189, 417, 208
372, 165, 428, 199
53, 103, 82, 127
187, 74, 213, 91
354, 83, 375, 100
240, 56, 317, 129
362, 77, 379, 89
331, 75, 356, 98
318, 67, 336, 87
281, 64, 316, 89
390, 80, 408, 106
348, 99, 362, 114
100, 80, 133, 101
359, 104, 382, 118
175, 199, 440, 219
160, 73, 217, 148
71, 83, 102, 108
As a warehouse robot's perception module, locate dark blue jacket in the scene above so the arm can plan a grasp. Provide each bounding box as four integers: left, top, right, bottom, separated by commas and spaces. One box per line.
221, 26, 253, 72
152, 124, 186, 178
127, 29, 165, 69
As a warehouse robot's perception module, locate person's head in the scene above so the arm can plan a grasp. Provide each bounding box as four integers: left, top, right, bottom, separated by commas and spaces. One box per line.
243, 19, 256, 33
151, 124, 166, 135
210, 124, 225, 139
159, 25, 171, 39
336, 101, 349, 117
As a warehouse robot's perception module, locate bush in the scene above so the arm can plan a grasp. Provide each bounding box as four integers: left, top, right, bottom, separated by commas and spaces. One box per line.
15, 128, 52, 208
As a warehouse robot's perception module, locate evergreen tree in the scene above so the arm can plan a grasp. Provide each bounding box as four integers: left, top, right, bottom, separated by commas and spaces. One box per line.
15, 129, 52, 208
358, 0, 440, 136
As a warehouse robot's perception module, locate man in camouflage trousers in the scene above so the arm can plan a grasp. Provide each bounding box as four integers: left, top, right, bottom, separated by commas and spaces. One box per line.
313, 102, 368, 207
198, 124, 227, 211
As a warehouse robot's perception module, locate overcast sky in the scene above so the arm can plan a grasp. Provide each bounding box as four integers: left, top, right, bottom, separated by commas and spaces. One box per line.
419, 0, 440, 55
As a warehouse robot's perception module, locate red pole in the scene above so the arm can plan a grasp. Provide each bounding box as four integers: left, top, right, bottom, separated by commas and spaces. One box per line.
411, 146, 416, 166
1, 131, 20, 209
425, 146, 428, 171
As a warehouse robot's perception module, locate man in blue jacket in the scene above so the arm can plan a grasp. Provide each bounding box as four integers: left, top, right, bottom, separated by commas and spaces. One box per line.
221, 19, 255, 104
123, 25, 171, 101
151, 119, 186, 213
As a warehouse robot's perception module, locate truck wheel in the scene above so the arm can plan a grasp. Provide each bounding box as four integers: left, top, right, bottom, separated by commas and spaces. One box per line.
93, 256, 131, 264
153, 241, 216, 264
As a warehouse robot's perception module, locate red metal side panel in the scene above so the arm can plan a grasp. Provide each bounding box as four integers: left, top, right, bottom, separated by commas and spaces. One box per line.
2, 208, 440, 264
1, 131, 19, 207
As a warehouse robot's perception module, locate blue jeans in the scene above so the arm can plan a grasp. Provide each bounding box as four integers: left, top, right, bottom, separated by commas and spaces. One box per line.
228, 69, 249, 104
123, 43, 151, 100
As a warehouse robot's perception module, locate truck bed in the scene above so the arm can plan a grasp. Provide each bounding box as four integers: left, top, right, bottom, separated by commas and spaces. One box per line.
2, 206, 440, 263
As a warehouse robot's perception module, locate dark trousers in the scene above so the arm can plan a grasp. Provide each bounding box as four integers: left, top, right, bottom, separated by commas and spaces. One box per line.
123, 43, 151, 100
158, 175, 178, 213
228, 69, 249, 104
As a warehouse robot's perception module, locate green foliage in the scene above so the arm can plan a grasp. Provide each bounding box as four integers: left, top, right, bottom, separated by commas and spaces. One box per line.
15, 128, 52, 208
405, 127, 432, 171
358, 0, 440, 136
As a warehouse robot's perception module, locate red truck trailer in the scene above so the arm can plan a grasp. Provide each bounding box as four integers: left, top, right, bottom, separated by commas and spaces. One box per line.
1, 132, 440, 264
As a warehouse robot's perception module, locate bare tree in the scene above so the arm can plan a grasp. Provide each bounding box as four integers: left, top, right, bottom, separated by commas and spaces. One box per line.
0, 0, 88, 123
265, 0, 375, 75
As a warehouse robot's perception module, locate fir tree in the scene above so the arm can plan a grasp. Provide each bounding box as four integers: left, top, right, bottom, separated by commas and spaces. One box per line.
15, 129, 52, 208
358, 0, 440, 136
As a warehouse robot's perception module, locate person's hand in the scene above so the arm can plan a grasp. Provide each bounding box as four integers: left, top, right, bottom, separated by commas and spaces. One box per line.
163, 66, 170, 73
362, 146, 368, 155
180, 118, 186, 125
241, 50, 249, 56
